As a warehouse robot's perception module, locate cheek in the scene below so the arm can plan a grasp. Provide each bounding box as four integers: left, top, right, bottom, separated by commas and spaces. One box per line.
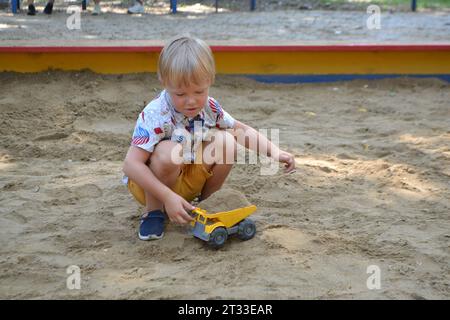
198, 95, 208, 106
172, 96, 185, 109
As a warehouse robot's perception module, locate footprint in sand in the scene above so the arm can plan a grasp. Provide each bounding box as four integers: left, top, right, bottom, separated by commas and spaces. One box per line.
33, 132, 69, 141
5, 211, 28, 224
261, 226, 312, 252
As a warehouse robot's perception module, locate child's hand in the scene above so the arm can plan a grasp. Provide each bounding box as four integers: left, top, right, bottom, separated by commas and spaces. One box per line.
163, 193, 195, 224
276, 151, 296, 173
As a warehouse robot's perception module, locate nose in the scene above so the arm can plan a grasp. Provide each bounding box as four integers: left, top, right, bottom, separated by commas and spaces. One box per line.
186, 96, 196, 106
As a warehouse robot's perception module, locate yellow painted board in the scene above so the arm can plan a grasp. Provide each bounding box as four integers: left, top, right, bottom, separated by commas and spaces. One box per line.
1, 51, 449, 74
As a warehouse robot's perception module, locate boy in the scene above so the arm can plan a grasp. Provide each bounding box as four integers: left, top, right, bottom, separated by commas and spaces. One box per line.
122, 35, 295, 241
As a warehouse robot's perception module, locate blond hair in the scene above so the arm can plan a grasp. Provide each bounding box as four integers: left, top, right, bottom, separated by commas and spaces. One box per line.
157, 35, 215, 88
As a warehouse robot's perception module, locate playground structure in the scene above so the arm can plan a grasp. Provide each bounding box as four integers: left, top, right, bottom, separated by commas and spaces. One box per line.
0, 41, 449, 83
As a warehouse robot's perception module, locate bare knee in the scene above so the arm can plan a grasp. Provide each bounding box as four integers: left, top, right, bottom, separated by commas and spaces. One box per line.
203, 130, 236, 165
150, 140, 182, 175
220, 130, 236, 161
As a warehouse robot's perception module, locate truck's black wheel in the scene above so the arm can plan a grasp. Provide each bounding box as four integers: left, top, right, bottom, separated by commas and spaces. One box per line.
208, 227, 228, 249
237, 219, 256, 240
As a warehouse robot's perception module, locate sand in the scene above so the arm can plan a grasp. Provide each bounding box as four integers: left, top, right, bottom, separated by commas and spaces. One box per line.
0, 71, 449, 299
198, 188, 251, 213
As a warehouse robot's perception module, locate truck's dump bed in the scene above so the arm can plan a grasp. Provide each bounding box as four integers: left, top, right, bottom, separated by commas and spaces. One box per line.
203, 205, 257, 227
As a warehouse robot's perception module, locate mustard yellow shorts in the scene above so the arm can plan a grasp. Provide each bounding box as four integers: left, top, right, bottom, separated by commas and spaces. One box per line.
127, 164, 213, 205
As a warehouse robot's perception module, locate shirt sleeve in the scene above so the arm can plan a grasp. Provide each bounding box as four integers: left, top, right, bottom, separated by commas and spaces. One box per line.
208, 97, 235, 129
130, 110, 164, 153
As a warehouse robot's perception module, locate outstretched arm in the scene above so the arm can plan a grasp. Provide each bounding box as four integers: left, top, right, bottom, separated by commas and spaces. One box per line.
233, 120, 296, 173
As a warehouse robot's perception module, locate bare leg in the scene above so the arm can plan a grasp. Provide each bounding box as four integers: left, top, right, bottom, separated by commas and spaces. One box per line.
200, 163, 233, 200
200, 130, 236, 200
144, 141, 182, 212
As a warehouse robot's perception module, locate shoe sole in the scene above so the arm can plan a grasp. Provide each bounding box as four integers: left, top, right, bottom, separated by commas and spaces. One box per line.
138, 232, 164, 241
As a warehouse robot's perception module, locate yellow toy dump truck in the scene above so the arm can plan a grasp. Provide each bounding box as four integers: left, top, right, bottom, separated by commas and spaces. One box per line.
190, 205, 257, 248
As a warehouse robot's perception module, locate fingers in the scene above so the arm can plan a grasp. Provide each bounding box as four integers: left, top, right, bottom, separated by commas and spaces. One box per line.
182, 201, 195, 221
166, 211, 191, 224
172, 201, 194, 224
180, 210, 194, 223
281, 154, 295, 173
169, 211, 192, 224
165, 196, 196, 224
285, 160, 295, 173
182, 200, 196, 212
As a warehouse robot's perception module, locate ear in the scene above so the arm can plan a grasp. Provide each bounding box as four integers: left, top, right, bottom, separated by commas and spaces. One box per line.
157, 73, 166, 87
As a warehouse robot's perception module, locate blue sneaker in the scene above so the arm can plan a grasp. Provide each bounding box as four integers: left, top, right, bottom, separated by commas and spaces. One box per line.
138, 209, 166, 240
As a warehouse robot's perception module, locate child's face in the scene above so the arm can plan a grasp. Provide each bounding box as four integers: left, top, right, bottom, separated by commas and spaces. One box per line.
166, 81, 210, 118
